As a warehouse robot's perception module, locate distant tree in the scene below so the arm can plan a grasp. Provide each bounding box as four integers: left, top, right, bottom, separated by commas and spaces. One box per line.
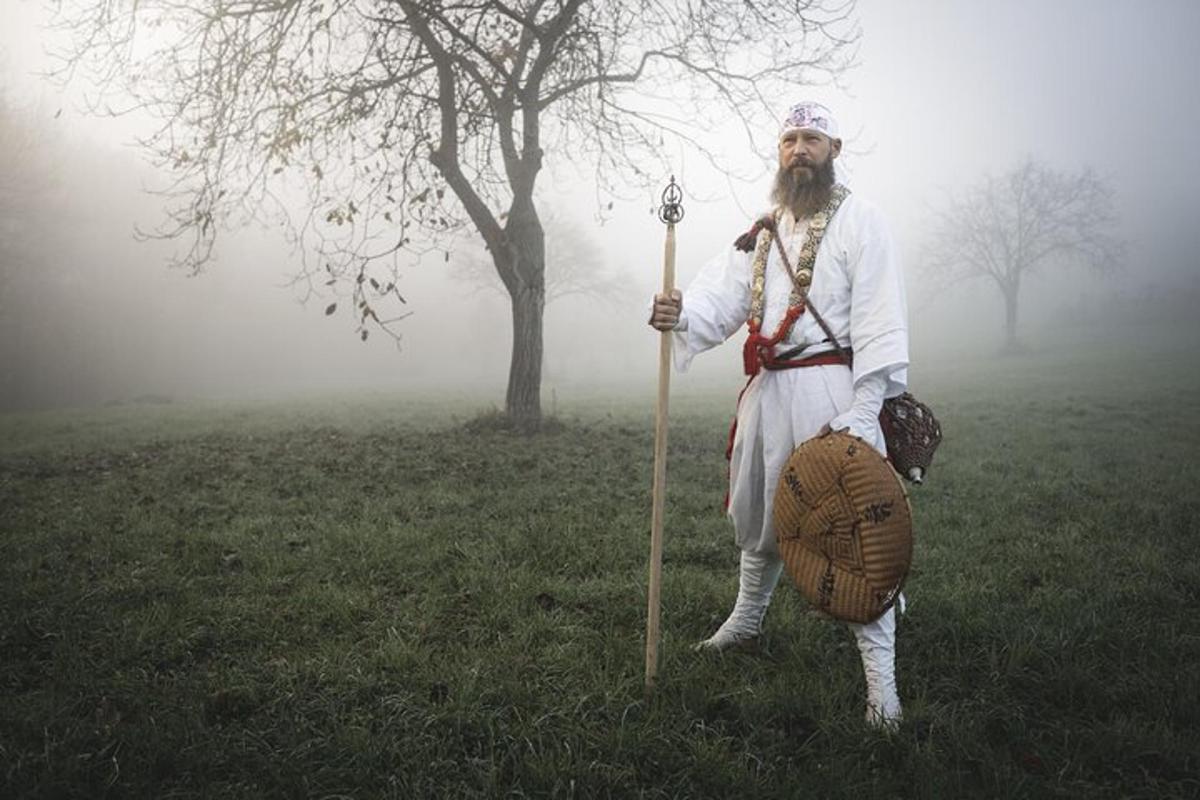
52, 0, 857, 429
0, 96, 54, 312
0, 96, 75, 409
924, 158, 1124, 352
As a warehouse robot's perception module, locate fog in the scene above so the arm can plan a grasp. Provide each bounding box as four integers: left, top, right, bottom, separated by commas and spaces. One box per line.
2, 0, 1198, 411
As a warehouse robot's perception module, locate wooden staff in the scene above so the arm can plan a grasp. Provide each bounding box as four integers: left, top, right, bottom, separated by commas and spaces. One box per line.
646, 176, 684, 693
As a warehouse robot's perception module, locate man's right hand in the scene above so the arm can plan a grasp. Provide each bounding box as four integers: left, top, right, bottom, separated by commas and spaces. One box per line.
648, 289, 683, 331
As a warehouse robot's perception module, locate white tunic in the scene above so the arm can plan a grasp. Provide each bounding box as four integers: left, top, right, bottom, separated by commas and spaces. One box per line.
673, 194, 909, 554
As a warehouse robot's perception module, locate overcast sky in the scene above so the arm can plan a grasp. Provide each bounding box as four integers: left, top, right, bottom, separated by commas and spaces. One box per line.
2, 0, 1198, 408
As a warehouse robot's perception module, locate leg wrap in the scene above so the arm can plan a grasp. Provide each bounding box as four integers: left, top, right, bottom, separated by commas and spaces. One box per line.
694, 550, 784, 652
849, 606, 902, 728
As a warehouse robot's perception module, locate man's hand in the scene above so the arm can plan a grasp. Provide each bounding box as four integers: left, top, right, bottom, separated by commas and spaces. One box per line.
816, 422, 846, 438
648, 289, 683, 331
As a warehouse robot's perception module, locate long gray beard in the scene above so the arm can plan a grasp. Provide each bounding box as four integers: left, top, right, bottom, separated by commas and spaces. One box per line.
771, 157, 836, 218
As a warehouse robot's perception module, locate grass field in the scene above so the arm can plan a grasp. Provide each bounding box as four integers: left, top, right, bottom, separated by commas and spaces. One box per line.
3, 338, 1200, 798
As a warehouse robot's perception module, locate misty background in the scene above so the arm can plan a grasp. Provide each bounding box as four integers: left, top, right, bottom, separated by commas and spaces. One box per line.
2, 0, 1198, 412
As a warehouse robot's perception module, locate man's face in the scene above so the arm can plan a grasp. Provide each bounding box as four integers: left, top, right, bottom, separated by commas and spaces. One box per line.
777, 129, 841, 182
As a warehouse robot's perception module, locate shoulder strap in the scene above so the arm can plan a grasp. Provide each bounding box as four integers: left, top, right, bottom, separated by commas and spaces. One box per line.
770, 184, 850, 286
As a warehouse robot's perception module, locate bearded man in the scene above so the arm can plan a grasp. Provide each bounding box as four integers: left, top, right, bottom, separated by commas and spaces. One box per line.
648, 101, 910, 728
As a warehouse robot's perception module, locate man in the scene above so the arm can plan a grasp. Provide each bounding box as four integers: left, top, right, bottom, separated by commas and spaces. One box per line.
648, 101, 909, 728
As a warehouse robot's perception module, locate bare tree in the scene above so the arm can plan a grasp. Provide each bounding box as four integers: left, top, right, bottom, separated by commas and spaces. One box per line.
50, 0, 858, 429
924, 158, 1124, 352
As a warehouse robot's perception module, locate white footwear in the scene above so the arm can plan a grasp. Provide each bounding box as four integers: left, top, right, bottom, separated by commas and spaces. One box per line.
850, 606, 902, 728
694, 550, 784, 652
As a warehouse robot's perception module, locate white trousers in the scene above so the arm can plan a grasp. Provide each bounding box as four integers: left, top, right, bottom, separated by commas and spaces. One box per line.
728, 366, 886, 554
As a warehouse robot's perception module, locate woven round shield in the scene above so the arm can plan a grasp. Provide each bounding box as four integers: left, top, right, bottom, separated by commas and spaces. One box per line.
773, 431, 912, 624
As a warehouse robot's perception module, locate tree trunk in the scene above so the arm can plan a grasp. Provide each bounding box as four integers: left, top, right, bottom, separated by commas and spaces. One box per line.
501, 202, 546, 431
506, 279, 544, 429
1002, 279, 1021, 352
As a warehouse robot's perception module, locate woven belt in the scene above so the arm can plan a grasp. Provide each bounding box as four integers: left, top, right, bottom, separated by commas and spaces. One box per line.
761, 347, 852, 371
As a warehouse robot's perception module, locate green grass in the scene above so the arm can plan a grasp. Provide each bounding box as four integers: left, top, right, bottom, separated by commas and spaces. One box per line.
2, 343, 1199, 798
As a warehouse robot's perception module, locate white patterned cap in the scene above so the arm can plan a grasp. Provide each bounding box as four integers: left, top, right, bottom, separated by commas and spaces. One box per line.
779, 101, 840, 141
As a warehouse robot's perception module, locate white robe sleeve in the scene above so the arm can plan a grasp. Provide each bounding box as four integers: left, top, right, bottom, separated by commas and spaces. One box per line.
671, 247, 753, 372
845, 204, 909, 397
828, 371, 887, 441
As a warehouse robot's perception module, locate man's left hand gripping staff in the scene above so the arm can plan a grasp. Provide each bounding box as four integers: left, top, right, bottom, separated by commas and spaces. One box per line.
649, 289, 683, 331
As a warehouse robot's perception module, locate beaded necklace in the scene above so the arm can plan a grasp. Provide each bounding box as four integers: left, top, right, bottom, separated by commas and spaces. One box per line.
741, 184, 850, 376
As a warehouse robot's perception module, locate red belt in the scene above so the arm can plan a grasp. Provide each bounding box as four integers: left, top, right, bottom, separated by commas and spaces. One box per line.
762, 349, 851, 371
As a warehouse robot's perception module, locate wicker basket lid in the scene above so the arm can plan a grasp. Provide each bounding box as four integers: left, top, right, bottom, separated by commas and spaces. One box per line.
773, 431, 912, 624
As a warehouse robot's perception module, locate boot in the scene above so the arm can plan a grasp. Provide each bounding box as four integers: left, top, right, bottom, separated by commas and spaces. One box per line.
850, 606, 902, 728
694, 550, 784, 652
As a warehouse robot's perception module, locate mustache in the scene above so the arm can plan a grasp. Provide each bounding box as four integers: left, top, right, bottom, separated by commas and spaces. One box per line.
787, 158, 823, 175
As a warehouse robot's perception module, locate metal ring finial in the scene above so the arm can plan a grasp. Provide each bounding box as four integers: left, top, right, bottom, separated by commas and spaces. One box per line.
658, 175, 685, 225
